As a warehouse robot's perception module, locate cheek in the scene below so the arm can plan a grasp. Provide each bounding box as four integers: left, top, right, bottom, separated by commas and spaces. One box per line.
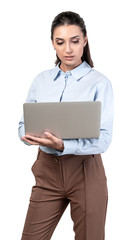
55, 47, 63, 56
56, 51, 63, 59
76, 45, 84, 56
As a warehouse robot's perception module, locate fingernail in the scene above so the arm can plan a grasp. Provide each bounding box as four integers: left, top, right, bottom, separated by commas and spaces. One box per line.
44, 132, 49, 136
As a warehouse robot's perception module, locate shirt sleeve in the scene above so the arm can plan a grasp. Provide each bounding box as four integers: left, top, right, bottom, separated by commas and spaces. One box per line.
18, 77, 37, 145
55, 78, 114, 156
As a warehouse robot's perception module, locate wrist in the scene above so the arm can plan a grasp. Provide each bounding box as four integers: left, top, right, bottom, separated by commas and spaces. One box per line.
56, 141, 64, 151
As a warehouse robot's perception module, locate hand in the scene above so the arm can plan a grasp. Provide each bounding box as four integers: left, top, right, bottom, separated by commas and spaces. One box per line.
22, 132, 64, 151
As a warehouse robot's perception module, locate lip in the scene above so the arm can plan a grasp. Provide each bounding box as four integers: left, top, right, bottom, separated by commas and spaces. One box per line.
64, 56, 74, 60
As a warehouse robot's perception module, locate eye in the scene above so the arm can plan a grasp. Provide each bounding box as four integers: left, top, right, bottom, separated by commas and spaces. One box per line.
72, 40, 79, 44
56, 42, 64, 45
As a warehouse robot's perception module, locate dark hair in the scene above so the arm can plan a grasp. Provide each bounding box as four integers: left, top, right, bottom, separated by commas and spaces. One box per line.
51, 11, 94, 67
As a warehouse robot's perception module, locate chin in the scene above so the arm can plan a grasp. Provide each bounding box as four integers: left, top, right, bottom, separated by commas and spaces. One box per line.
64, 59, 78, 66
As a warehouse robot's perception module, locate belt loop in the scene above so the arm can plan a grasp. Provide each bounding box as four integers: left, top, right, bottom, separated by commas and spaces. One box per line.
55, 156, 60, 163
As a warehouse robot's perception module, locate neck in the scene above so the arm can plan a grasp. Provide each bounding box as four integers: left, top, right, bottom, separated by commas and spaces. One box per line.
60, 61, 82, 72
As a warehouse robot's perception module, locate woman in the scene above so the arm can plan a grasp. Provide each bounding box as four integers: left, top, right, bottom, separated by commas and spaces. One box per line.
18, 11, 114, 240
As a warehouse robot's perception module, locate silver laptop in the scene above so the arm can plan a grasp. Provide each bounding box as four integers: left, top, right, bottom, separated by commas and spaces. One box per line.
23, 101, 101, 139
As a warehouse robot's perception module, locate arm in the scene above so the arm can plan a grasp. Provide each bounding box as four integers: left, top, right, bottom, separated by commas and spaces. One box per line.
53, 78, 114, 156
18, 77, 37, 145
18, 76, 65, 152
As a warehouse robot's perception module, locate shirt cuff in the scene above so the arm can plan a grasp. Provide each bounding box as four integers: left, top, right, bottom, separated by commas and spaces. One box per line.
55, 139, 78, 156
19, 126, 32, 146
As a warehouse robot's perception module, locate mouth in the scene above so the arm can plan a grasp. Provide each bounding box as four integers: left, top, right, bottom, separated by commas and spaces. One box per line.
64, 56, 74, 60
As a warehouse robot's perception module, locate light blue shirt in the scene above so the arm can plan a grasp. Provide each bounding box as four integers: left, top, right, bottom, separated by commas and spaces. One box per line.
18, 61, 114, 156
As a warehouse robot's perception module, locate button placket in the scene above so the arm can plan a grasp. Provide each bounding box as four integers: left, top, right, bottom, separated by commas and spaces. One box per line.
55, 156, 65, 187
59, 73, 69, 102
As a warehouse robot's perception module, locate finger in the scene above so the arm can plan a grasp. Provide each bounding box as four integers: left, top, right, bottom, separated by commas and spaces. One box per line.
44, 132, 60, 141
24, 133, 60, 147
27, 140, 39, 145
22, 136, 39, 145
24, 135, 51, 146
25, 135, 47, 143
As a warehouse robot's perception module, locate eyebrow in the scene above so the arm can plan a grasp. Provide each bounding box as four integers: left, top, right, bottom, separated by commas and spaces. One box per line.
55, 35, 80, 41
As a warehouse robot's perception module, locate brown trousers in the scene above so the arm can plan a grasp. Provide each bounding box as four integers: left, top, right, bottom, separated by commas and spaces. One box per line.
21, 148, 108, 240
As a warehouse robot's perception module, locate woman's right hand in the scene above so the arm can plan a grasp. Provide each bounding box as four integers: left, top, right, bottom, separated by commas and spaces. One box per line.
22, 132, 64, 151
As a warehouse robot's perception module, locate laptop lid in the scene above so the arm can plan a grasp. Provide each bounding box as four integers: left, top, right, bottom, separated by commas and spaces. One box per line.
23, 101, 101, 139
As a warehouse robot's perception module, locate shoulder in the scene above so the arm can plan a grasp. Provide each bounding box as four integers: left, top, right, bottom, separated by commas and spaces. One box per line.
86, 68, 113, 93
29, 67, 58, 88
89, 68, 111, 85
34, 67, 56, 81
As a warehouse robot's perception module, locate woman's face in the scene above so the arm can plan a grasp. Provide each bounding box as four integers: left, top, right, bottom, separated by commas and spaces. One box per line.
52, 25, 87, 72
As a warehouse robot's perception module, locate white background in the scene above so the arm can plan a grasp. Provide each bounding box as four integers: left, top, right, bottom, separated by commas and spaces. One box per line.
0, 0, 132, 239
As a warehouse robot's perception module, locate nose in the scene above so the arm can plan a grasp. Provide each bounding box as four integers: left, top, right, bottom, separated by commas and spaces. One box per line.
65, 42, 72, 54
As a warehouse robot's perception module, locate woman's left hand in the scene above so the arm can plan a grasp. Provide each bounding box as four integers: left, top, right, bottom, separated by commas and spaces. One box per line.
22, 132, 64, 151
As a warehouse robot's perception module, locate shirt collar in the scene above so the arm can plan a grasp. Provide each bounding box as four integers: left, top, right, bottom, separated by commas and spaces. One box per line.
52, 61, 92, 81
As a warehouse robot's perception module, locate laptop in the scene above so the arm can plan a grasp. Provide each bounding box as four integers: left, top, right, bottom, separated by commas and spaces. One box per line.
23, 101, 101, 139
